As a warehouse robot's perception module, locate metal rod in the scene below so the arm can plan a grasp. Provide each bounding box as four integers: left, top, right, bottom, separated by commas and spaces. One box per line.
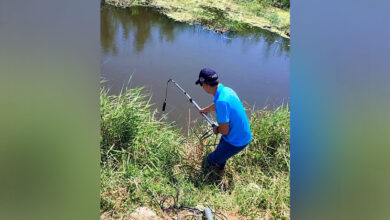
204, 208, 214, 220
170, 79, 217, 127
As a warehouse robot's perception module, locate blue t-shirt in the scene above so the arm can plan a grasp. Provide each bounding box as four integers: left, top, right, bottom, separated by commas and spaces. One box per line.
213, 84, 252, 147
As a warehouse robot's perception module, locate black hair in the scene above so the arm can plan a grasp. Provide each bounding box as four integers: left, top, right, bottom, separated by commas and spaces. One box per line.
204, 80, 219, 87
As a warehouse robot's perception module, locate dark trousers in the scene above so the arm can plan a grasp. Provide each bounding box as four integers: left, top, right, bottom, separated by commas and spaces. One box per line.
206, 137, 247, 170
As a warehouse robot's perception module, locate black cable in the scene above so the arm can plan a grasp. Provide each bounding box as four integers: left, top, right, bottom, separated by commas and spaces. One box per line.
153, 193, 228, 220
200, 130, 212, 141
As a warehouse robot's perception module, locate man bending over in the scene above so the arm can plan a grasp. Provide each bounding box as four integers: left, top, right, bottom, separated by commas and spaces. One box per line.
196, 68, 252, 175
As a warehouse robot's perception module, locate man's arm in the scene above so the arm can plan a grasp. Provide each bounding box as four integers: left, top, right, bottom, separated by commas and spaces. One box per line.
199, 103, 215, 115
213, 100, 230, 135
213, 122, 229, 135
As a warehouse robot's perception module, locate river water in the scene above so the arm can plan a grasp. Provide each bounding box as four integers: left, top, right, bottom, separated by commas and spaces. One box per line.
101, 6, 289, 131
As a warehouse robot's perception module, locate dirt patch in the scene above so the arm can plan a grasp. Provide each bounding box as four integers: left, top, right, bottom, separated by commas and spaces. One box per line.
130, 207, 162, 220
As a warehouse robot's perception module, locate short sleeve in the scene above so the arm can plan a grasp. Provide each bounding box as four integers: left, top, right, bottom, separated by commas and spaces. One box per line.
215, 101, 230, 123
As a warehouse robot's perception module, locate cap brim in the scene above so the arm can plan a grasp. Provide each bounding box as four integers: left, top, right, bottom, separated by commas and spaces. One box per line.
195, 79, 200, 85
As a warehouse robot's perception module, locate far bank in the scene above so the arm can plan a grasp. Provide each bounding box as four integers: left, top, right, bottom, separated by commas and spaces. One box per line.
103, 0, 290, 38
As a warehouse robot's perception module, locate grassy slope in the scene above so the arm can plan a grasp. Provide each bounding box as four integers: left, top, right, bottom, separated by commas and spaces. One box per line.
105, 0, 290, 38
100, 86, 290, 219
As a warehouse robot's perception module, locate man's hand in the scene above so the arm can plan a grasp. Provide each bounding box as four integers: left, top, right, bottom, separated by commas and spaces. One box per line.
199, 107, 210, 115
213, 126, 219, 134
199, 103, 215, 115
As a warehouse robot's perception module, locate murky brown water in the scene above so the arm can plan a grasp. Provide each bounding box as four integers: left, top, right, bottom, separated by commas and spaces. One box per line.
101, 6, 289, 131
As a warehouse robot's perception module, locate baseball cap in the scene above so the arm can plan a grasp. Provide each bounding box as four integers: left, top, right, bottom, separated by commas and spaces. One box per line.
195, 68, 219, 86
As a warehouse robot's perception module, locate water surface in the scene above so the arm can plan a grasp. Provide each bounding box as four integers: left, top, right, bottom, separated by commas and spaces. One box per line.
101, 6, 290, 131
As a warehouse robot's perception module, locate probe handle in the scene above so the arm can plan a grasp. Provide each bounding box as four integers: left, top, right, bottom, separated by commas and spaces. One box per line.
169, 79, 217, 127
162, 102, 166, 111
201, 112, 217, 127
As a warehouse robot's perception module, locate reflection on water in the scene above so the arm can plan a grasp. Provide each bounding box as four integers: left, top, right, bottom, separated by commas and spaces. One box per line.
101, 5, 290, 131
101, 6, 179, 54
101, 6, 289, 56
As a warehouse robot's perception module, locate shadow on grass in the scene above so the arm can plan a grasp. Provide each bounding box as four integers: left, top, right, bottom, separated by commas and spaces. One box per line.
177, 153, 236, 192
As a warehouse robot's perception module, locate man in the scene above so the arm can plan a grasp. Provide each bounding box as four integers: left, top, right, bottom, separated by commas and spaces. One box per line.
196, 68, 252, 175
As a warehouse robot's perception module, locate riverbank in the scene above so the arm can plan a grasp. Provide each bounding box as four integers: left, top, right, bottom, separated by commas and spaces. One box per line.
100, 85, 290, 219
104, 0, 290, 38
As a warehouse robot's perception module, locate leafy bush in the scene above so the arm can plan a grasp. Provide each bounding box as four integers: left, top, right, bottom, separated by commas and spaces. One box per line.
266, 12, 280, 25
